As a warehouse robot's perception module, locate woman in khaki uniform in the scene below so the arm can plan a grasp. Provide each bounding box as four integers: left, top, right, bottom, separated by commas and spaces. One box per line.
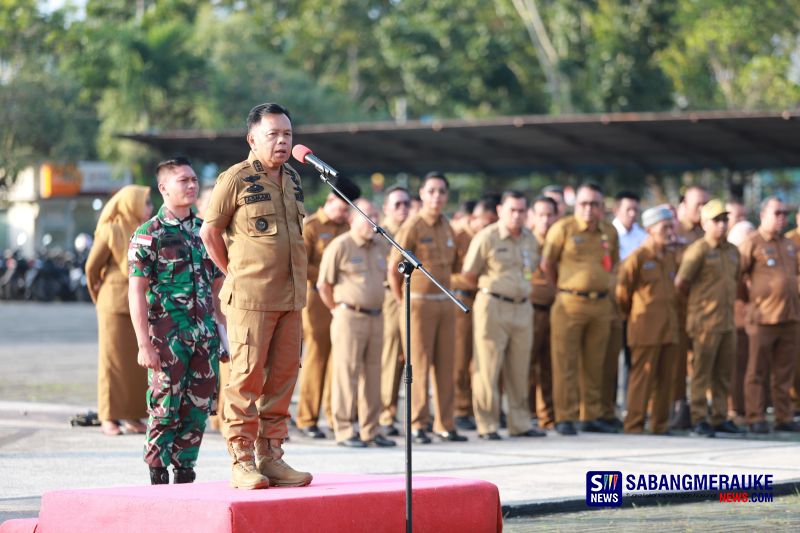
85, 185, 152, 436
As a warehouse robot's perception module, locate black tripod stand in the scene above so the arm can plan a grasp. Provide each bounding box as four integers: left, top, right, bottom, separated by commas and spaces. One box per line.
299, 159, 469, 533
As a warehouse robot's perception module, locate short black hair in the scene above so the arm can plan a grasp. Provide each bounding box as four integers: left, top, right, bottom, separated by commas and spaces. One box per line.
156, 156, 192, 182
577, 181, 604, 195
247, 102, 292, 131
532, 195, 558, 212
500, 190, 528, 206
614, 190, 640, 203
330, 176, 361, 202
421, 171, 449, 190
458, 199, 478, 215
384, 184, 410, 197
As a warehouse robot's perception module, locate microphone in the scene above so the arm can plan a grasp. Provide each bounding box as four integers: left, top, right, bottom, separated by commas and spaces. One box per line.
291, 144, 339, 178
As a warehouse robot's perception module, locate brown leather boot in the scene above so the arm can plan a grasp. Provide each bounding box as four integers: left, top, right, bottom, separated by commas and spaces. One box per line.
228, 439, 270, 489
255, 438, 313, 487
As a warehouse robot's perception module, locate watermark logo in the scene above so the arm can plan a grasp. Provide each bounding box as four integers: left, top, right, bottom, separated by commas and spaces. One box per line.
586, 471, 623, 507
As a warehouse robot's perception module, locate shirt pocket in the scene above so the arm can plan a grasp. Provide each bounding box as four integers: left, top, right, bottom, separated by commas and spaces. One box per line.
157, 244, 191, 284
246, 200, 278, 237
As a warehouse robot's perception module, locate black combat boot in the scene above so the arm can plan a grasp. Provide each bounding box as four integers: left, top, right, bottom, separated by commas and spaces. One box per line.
173, 467, 196, 484
149, 466, 169, 485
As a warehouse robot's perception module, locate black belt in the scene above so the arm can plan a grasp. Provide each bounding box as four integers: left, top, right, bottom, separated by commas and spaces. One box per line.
339, 302, 382, 316
453, 289, 476, 299
481, 289, 527, 304
532, 303, 551, 312
558, 288, 608, 300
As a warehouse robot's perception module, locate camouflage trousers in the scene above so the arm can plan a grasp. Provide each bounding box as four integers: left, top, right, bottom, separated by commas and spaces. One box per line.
144, 333, 219, 469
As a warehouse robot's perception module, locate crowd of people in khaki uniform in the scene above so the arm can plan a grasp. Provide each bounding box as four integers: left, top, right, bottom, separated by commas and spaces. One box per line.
94, 101, 799, 491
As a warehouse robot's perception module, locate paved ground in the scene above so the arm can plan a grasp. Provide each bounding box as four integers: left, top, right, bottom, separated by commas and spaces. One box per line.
2, 302, 799, 530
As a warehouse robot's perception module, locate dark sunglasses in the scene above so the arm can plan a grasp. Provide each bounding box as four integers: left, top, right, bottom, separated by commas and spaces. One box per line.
393, 200, 411, 208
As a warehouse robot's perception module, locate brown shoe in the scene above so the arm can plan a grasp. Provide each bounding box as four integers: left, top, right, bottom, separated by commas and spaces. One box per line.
228, 439, 269, 490
256, 438, 312, 487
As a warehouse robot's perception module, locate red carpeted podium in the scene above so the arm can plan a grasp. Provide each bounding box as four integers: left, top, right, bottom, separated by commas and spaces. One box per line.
12, 474, 501, 533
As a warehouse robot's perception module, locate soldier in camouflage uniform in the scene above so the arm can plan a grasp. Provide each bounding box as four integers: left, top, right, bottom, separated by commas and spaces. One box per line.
129, 157, 225, 485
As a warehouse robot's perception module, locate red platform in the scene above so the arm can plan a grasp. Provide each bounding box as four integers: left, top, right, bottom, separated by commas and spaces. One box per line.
24, 474, 501, 532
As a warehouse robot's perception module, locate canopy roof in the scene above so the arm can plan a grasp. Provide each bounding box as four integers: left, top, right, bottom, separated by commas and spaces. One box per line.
120, 110, 800, 177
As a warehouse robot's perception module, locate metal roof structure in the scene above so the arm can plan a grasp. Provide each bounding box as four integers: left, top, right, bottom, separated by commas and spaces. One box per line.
120, 110, 800, 177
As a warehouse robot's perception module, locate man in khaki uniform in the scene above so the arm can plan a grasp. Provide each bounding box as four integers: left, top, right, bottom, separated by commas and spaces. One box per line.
616, 206, 678, 434
296, 178, 360, 439
451, 197, 498, 431
675, 199, 745, 436
389, 172, 467, 444
200, 103, 312, 490
727, 204, 754, 421
671, 185, 709, 429
317, 200, 397, 448
784, 207, 800, 415
461, 191, 546, 439
379, 186, 411, 435
526, 195, 558, 429
739, 197, 800, 433
542, 182, 619, 435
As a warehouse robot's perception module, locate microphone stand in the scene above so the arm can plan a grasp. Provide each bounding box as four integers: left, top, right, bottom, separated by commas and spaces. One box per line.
313, 170, 469, 533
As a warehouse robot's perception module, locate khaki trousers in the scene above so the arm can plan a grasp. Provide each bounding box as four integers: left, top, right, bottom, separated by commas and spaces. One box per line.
297, 287, 333, 429
222, 306, 301, 443
746, 322, 798, 425
690, 330, 735, 426
529, 306, 554, 428
330, 307, 383, 442
472, 293, 533, 435
624, 343, 676, 434
211, 360, 230, 431
728, 328, 749, 416
550, 293, 610, 423
379, 290, 404, 426
402, 299, 455, 433
671, 301, 691, 402
602, 319, 623, 420
454, 294, 476, 418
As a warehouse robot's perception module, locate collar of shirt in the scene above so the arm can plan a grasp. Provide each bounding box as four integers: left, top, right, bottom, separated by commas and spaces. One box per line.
419, 208, 442, 227
350, 230, 373, 248
757, 227, 779, 242
612, 218, 642, 236
157, 205, 194, 227
704, 234, 722, 248
497, 222, 524, 241
316, 207, 332, 225
680, 218, 699, 234
573, 214, 602, 233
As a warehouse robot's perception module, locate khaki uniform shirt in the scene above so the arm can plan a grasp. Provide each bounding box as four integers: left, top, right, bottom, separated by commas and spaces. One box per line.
463, 222, 540, 301
204, 151, 307, 311
739, 229, 800, 325
677, 236, 739, 335
304, 208, 349, 285
318, 231, 387, 310
451, 220, 477, 293
677, 219, 704, 248
390, 209, 458, 294
530, 233, 557, 306
542, 216, 620, 293
616, 241, 679, 346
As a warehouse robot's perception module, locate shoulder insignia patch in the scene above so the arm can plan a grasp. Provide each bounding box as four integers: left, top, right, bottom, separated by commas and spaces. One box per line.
253, 160, 264, 172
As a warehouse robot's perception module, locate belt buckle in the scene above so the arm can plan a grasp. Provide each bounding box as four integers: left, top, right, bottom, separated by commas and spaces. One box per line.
588, 291, 598, 300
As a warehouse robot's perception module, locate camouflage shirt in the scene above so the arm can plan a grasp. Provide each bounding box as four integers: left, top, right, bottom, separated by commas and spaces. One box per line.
129, 205, 222, 341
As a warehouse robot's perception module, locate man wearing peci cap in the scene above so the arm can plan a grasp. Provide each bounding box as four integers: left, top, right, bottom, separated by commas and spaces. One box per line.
675, 200, 745, 437
296, 177, 361, 440
616, 206, 679, 434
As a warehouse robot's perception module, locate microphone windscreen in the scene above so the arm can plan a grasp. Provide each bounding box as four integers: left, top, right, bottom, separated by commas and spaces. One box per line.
291, 144, 313, 163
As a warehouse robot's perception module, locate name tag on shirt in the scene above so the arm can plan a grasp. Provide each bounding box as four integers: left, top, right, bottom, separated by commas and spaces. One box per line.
643, 261, 656, 270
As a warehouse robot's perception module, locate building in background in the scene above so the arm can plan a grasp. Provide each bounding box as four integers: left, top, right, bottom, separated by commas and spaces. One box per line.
1, 162, 132, 256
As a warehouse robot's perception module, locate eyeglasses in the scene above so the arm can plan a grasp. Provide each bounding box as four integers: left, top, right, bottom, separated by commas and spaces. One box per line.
393, 201, 410, 209
577, 201, 602, 208
774, 210, 789, 217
